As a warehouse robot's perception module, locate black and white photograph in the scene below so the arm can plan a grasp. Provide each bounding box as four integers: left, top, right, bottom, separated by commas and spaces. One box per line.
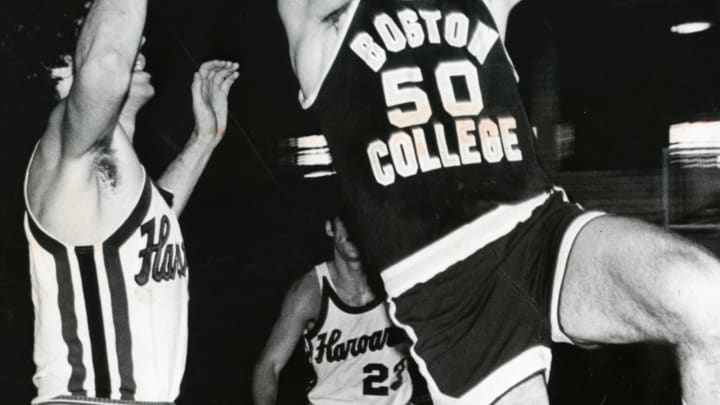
2, 0, 720, 404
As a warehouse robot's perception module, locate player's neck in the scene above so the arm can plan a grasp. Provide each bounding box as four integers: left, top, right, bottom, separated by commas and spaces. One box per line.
328, 258, 372, 303
331, 254, 363, 281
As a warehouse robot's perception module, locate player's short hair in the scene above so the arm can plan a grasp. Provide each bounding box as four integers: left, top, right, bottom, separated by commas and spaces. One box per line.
317, 179, 351, 228
31, 1, 89, 98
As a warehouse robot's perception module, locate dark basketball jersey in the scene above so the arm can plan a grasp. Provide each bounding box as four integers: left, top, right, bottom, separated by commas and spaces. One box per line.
304, 0, 552, 274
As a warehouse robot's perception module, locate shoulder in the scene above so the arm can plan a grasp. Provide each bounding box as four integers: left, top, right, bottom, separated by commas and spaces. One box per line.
26, 101, 81, 202
26, 103, 146, 244
31, 102, 68, 170
283, 269, 323, 320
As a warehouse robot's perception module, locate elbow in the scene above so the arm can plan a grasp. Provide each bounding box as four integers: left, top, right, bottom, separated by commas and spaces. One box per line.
253, 360, 279, 384
252, 360, 268, 381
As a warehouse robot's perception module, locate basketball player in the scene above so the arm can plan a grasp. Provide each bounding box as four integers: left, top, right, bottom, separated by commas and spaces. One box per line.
252, 215, 414, 405
277, 0, 720, 404
23, 0, 238, 403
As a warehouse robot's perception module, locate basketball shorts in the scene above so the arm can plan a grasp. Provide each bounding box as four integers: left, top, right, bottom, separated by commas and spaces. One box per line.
37, 396, 174, 405
381, 190, 604, 405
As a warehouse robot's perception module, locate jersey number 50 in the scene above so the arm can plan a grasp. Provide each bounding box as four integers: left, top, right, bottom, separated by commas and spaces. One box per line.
383, 60, 484, 129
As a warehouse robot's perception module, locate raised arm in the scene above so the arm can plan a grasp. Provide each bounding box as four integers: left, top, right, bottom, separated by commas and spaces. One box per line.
277, 0, 309, 74
62, 0, 147, 159
278, 0, 354, 97
252, 274, 320, 405
156, 60, 239, 216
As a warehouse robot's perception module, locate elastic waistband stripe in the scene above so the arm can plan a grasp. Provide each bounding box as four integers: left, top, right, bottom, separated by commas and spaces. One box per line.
381, 192, 552, 298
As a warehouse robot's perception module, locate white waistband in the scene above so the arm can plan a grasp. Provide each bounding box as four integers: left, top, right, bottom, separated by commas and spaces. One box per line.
381, 192, 552, 297
37, 397, 174, 405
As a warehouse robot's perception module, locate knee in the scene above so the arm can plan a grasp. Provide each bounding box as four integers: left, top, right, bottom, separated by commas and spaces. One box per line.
659, 247, 720, 346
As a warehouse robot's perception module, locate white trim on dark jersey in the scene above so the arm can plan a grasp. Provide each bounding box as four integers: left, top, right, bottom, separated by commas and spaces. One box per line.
298, 0, 518, 109
381, 191, 552, 297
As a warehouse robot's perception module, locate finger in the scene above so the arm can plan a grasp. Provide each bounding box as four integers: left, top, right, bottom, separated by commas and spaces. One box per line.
213, 66, 236, 87
134, 53, 146, 71
215, 62, 239, 85
199, 60, 225, 76
224, 62, 239, 75
207, 65, 221, 83
131, 71, 152, 86
220, 71, 239, 94
199, 60, 225, 78
191, 72, 201, 96
191, 73, 204, 106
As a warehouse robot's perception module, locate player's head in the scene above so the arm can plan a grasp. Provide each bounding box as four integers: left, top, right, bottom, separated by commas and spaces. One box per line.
325, 215, 360, 263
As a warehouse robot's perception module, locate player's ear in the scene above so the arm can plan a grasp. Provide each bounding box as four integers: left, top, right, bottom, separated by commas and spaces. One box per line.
325, 220, 334, 238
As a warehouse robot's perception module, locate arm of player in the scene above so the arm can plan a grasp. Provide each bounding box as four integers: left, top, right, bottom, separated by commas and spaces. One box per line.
277, 0, 352, 96
252, 274, 321, 405
156, 60, 239, 216
60, 0, 147, 159
277, 0, 308, 74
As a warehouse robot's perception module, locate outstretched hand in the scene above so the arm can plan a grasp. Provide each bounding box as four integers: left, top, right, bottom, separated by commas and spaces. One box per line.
191, 60, 239, 144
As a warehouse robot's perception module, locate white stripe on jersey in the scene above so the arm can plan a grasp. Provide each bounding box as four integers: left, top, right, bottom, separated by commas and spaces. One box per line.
381, 191, 553, 297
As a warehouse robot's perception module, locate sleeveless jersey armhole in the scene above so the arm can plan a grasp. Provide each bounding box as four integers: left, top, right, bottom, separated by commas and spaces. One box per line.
305, 263, 333, 339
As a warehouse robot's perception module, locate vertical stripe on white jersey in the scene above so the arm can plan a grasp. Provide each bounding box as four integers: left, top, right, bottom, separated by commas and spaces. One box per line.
27, 218, 87, 396
101, 245, 135, 400
100, 178, 152, 400
93, 246, 121, 400
75, 246, 111, 397
26, 172, 188, 403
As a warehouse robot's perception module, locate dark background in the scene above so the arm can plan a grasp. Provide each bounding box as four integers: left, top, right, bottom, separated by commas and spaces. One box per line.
2, 0, 720, 403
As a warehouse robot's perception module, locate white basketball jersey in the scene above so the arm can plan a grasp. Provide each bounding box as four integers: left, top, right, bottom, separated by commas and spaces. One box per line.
303, 263, 412, 405
24, 170, 188, 403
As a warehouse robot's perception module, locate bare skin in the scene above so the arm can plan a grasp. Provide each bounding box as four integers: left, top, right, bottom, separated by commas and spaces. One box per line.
561, 216, 720, 404
276, 0, 720, 404
252, 217, 378, 405
26, 0, 238, 402
26, 2, 239, 245
157, 60, 240, 214
27, 0, 150, 246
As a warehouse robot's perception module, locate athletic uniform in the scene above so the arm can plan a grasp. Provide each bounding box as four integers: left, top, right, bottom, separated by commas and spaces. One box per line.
24, 151, 188, 405
303, 263, 413, 405
300, 0, 603, 403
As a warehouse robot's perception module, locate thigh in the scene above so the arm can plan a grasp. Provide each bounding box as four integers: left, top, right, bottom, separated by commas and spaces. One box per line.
493, 373, 549, 405
559, 215, 720, 345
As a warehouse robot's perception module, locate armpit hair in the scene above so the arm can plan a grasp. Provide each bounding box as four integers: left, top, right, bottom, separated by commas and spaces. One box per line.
92, 136, 119, 189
